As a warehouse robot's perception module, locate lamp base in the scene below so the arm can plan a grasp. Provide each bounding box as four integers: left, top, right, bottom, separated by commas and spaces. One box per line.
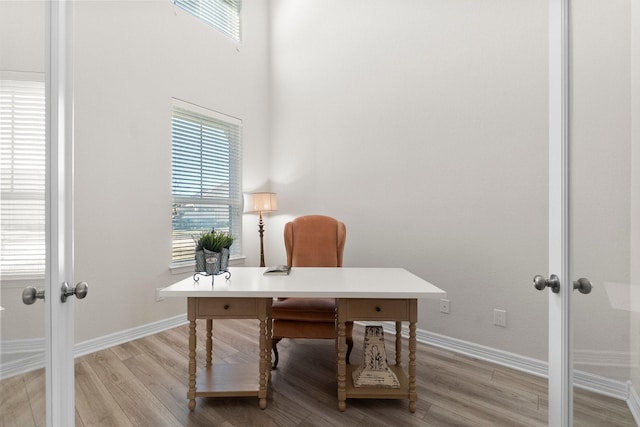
258, 211, 265, 267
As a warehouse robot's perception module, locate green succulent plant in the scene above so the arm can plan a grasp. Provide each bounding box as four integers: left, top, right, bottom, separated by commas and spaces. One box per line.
196, 229, 234, 252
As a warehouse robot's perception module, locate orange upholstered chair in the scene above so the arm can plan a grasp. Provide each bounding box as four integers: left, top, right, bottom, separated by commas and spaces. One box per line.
271, 215, 354, 368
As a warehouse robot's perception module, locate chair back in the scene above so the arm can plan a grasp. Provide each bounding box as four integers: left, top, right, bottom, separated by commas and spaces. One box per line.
284, 215, 346, 267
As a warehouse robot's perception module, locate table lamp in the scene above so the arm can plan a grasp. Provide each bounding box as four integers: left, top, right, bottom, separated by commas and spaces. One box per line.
244, 192, 278, 267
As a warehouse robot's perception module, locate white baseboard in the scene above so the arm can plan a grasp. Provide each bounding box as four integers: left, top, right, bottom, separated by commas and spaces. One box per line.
73, 313, 187, 358
0, 314, 186, 380
0, 337, 44, 355
0, 352, 47, 380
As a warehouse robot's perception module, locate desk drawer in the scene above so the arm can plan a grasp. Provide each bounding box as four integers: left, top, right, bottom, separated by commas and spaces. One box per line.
196, 298, 258, 317
344, 299, 410, 320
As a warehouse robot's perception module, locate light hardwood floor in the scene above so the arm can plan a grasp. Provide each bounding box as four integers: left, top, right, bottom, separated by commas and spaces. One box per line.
1, 321, 636, 426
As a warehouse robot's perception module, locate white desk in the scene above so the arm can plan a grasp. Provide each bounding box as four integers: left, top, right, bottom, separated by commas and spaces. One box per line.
160, 267, 445, 412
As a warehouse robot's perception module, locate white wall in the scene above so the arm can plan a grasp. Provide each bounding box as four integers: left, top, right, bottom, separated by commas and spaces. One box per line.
269, 0, 550, 360
269, 0, 634, 377
71, 0, 271, 342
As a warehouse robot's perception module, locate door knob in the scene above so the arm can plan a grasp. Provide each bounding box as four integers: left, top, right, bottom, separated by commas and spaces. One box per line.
22, 287, 45, 305
61, 281, 89, 303
573, 277, 593, 294
533, 274, 560, 293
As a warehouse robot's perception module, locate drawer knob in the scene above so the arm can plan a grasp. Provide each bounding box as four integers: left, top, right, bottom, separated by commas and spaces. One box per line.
375, 306, 381, 312
224, 304, 230, 310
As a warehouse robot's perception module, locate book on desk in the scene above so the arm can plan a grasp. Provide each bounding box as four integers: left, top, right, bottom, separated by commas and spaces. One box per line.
263, 265, 291, 275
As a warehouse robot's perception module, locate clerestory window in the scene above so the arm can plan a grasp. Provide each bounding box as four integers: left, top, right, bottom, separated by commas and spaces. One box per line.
172, 0, 242, 42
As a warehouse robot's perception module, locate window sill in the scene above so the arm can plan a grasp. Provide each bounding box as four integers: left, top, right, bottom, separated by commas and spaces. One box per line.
169, 255, 246, 276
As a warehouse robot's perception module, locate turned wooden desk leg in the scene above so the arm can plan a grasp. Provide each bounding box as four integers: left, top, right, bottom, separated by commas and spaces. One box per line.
206, 319, 213, 367
259, 315, 267, 409
408, 320, 417, 413
188, 319, 197, 411
266, 304, 272, 383
395, 321, 403, 368
336, 300, 347, 412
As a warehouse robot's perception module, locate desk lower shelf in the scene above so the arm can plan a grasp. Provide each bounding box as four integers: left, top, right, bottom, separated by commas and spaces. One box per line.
195, 363, 261, 397
345, 365, 409, 399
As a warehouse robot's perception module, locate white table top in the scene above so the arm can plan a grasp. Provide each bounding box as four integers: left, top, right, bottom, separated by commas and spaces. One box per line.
160, 267, 445, 299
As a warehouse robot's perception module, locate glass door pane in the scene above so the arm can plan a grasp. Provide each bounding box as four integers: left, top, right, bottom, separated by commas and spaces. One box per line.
570, 0, 637, 424
0, 1, 47, 425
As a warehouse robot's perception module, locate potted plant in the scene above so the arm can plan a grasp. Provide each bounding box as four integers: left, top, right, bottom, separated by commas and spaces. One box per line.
217, 232, 234, 271
195, 229, 234, 274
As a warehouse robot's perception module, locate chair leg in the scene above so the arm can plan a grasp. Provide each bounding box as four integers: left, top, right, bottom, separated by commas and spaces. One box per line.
272, 338, 281, 369
346, 337, 353, 364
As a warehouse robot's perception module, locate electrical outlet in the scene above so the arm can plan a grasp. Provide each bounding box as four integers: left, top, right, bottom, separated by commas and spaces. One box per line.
493, 309, 507, 327
439, 299, 450, 314
156, 288, 164, 302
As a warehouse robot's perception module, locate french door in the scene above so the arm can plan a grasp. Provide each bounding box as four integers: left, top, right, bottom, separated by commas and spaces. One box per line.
1, 1, 78, 425
546, 0, 636, 425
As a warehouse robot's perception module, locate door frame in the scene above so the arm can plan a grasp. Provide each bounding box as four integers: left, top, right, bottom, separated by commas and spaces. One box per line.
548, 0, 573, 425
46, 1, 76, 425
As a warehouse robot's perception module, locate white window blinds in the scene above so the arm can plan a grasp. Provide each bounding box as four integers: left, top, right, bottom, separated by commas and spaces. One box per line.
171, 102, 242, 265
173, 0, 242, 42
0, 79, 46, 279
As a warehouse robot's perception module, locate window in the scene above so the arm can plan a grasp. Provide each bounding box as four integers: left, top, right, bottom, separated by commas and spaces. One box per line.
171, 100, 242, 266
173, 0, 242, 42
0, 79, 46, 279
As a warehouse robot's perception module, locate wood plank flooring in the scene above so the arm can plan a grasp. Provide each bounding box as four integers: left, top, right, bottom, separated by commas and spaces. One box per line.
1, 321, 636, 426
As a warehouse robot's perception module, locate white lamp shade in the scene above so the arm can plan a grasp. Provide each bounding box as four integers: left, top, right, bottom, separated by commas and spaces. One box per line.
244, 192, 278, 213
